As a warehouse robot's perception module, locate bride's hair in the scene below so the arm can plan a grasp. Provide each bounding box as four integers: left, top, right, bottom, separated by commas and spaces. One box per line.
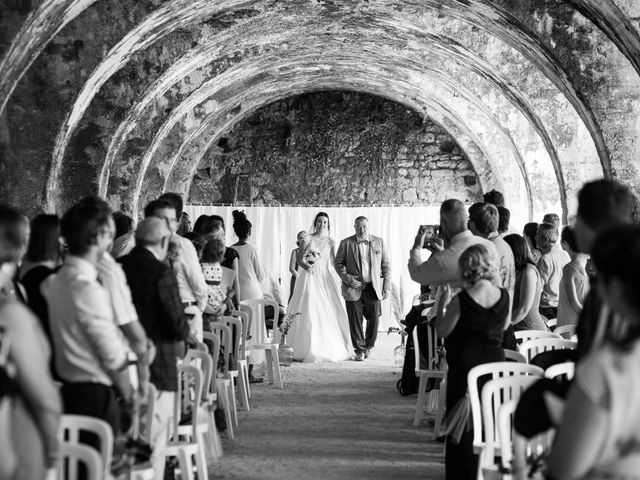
312, 212, 330, 233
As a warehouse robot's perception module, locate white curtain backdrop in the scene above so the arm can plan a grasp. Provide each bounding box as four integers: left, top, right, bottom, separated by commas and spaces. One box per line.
184, 205, 441, 331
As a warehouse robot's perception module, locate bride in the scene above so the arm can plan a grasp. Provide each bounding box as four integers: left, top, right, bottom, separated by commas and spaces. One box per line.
287, 212, 352, 362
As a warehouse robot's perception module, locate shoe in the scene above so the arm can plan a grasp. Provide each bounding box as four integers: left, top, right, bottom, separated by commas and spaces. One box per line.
355, 352, 364, 361
364, 349, 371, 359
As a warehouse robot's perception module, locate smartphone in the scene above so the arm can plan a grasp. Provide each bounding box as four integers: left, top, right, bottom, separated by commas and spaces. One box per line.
421, 225, 439, 248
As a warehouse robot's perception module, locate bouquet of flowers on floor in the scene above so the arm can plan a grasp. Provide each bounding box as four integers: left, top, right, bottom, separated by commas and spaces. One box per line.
279, 312, 302, 338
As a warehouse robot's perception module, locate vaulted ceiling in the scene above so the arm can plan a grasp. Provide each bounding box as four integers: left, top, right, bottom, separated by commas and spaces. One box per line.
1, 0, 639, 224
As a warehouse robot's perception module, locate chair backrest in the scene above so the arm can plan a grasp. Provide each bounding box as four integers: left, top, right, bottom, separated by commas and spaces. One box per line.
553, 324, 576, 339
504, 349, 527, 363
202, 332, 221, 390
194, 341, 209, 353
222, 315, 242, 368
209, 323, 232, 374
514, 330, 560, 345
59, 414, 113, 480
412, 323, 440, 372
544, 361, 575, 382
519, 338, 577, 363
184, 348, 214, 402
481, 375, 539, 462
230, 309, 250, 358
58, 443, 103, 480
468, 362, 543, 451
240, 298, 279, 343
497, 399, 518, 469
175, 363, 203, 440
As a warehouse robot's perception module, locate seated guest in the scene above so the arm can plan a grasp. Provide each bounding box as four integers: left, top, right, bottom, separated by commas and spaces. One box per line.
436, 244, 509, 480
503, 234, 548, 331
44, 198, 133, 437
536, 222, 569, 320
547, 225, 640, 479
184, 231, 206, 259
119, 217, 189, 480
0, 205, 61, 480
200, 238, 228, 319
557, 226, 589, 328
111, 211, 135, 258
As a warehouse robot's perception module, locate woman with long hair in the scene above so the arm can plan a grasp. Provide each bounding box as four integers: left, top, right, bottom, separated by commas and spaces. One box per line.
286, 212, 351, 362
547, 225, 640, 479
503, 234, 548, 331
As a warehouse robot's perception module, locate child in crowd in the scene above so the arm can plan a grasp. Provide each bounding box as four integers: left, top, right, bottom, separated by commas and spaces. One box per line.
200, 239, 229, 326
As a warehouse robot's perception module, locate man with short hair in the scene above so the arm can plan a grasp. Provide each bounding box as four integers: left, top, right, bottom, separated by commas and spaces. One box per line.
145, 197, 207, 340
542, 213, 561, 230
536, 223, 570, 319
497, 206, 510, 236
408, 199, 498, 314
119, 217, 190, 480
483, 189, 505, 207
468, 202, 516, 298
44, 198, 133, 435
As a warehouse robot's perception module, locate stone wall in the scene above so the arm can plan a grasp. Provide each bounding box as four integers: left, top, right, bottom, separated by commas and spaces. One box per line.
189, 91, 482, 206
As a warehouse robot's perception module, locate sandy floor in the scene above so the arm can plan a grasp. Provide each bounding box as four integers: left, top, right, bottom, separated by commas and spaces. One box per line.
211, 333, 445, 479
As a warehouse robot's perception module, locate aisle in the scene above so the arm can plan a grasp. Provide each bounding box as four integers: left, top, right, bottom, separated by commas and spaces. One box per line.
211, 334, 445, 479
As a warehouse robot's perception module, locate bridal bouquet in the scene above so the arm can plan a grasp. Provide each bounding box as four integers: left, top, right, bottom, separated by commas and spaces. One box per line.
279, 312, 302, 337
303, 249, 321, 265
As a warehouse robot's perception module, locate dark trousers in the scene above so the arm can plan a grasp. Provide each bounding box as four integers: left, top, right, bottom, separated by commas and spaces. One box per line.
345, 283, 381, 354
539, 306, 558, 320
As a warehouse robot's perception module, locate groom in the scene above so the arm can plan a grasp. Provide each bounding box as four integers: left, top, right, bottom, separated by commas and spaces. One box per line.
335, 216, 391, 361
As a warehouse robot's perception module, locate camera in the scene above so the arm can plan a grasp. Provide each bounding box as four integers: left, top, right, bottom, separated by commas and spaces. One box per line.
421, 224, 439, 248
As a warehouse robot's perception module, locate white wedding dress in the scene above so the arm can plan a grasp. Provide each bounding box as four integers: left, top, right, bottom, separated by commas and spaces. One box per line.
286, 235, 352, 362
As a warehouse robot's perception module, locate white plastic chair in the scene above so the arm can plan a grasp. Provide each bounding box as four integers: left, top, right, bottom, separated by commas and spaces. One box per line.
210, 322, 239, 426
514, 330, 560, 345
58, 415, 113, 480
230, 309, 252, 399
57, 443, 103, 480
545, 318, 557, 329
204, 330, 236, 440
240, 299, 283, 389
544, 361, 575, 382
222, 315, 251, 411
412, 324, 446, 437
519, 338, 577, 363
553, 324, 576, 339
468, 362, 543, 465
504, 349, 526, 363
165, 364, 208, 480
480, 375, 539, 472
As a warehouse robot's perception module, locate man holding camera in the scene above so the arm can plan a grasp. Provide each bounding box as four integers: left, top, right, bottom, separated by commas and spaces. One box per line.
408, 199, 498, 313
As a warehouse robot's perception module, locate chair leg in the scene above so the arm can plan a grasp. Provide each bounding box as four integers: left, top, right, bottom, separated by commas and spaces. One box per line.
238, 364, 250, 411
271, 347, 283, 389
413, 374, 428, 426
228, 381, 238, 426
264, 349, 275, 384
176, 448, 195, 480
215, 381, 235, 440
206, 411, 223, 459
195, 433, 209, 479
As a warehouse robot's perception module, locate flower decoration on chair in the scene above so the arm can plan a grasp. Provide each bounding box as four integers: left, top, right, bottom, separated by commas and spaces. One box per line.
279, 312, 302, 337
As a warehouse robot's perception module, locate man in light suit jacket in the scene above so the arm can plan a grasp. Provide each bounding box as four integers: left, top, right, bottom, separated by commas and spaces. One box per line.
335, 216, 391, 361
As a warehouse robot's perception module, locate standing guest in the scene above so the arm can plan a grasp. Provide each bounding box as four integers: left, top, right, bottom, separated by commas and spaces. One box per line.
543, 212, 561, 230
483, 189, 505, 207
547, 225, 640, 479
468, 202, 516, 347
200, 239, 228, 319
0, 205, 62, 480
536, 222, 570, 320
19, 214, 61, 347
44, 198, 133, 437
111, 211, 135, 258
119, 217, 189, 480
523, 222, 542, 263
289, 230, 306, 301
497, 206, 510, 236
557, 226, 589, 328
176, 211, 191, 237
147, 196, 207, 342
437, 244, 509, 480
503, 234, 547, 331
192, 214, 212, 238
409, 199, 498, 319
232, 210, 266, 381
211, 214, 241, 306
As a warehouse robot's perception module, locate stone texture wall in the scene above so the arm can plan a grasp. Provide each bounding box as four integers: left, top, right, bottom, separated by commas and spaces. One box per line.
188, 91, 482, 206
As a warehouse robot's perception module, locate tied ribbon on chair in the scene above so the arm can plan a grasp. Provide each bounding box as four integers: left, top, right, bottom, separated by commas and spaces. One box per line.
443, 392, 472, 444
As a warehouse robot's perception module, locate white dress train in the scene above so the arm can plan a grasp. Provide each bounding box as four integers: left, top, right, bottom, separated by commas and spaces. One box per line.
286, 235, 351, 362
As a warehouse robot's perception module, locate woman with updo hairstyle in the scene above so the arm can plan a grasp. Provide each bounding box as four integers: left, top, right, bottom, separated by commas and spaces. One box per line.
436, 243, 509, 480
546, 225, 640, 479
231, 210, 267, 381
